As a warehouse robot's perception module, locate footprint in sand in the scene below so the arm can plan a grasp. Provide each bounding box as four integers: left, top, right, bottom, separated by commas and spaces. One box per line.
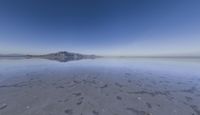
0, 104, 7, 110
73, 92, 82, 96
145, 102, 152, 109
92, 110, 99, 115
100, 84, 108, 89
116, 96, 122, 100
64, 109, 73, 115
126, 107, 150, 115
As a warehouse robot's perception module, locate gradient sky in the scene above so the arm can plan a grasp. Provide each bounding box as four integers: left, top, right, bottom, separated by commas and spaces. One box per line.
0, 0, 200, 56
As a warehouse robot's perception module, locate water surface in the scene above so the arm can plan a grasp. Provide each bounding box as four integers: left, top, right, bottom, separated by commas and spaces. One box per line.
0, 58, 200, 115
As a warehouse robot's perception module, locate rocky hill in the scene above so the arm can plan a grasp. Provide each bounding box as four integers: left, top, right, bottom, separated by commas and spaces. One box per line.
26, 51, 98, 62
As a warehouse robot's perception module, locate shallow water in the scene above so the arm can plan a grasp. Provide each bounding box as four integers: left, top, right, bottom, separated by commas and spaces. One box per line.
1, 58, 200, 80
0, 58, 200, 115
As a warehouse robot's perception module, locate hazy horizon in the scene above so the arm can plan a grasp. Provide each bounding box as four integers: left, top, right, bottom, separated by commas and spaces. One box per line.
0, 51, 200, 58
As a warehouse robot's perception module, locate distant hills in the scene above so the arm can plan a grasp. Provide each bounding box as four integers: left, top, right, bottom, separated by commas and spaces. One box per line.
0, 51, 99, 62
27, 51, 99, 62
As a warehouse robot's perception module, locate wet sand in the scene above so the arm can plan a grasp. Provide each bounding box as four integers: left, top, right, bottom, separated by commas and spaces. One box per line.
0, 58, 200, 115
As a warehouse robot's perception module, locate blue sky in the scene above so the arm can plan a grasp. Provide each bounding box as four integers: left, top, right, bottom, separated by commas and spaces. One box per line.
0, 0, 200, 56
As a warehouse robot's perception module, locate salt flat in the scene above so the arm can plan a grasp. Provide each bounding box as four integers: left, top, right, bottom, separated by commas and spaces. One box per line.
0, 58, 200, 115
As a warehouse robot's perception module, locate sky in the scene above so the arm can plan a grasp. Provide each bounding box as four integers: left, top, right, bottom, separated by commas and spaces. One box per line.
0, 0, 200, 56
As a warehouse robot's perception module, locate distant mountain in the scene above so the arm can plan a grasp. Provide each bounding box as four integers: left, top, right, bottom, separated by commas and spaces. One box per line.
26, 51, 99, 62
